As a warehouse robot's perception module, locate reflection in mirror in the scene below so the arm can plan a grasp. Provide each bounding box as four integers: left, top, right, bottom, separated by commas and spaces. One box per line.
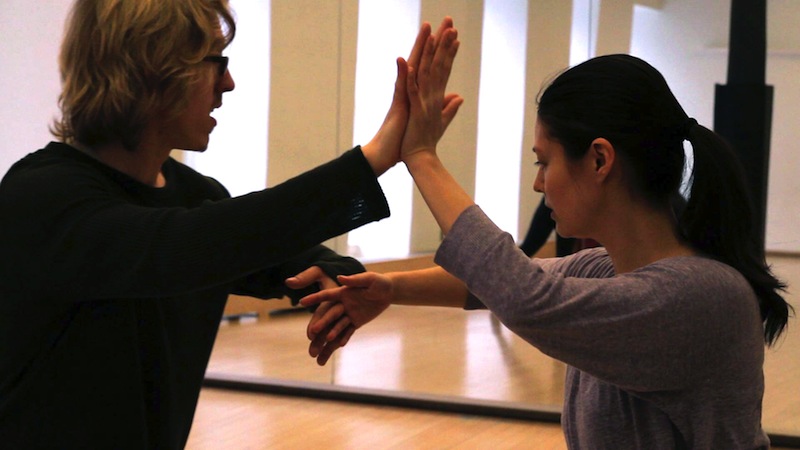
207, 253, 568, 409
205, 0, 800, 443
207, 253, 799, 438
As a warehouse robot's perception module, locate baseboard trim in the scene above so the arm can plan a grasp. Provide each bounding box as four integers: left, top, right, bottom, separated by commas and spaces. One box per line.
203, 372, 561, 423
202, 372, 800, 447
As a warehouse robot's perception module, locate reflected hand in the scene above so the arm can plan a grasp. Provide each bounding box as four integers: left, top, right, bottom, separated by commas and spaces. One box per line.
300, 272, 393, 365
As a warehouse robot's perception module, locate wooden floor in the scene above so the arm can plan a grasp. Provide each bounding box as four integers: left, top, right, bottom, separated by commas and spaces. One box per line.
188, 388, 799, 450
188, 389, 567, 449
187, 254, 800, 448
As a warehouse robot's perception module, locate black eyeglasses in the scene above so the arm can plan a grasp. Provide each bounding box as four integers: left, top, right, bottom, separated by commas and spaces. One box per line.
202, 55, 229, 76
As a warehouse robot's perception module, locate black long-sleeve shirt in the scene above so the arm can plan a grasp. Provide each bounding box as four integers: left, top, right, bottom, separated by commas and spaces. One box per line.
0, 142, 389, 449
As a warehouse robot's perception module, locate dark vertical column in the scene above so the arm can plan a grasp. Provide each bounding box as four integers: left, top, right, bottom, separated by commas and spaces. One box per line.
713, 0, 773, 248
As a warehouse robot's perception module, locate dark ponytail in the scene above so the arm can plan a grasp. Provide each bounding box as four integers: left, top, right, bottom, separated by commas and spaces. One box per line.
682, 124, 791, 345
538, 54, 792, 346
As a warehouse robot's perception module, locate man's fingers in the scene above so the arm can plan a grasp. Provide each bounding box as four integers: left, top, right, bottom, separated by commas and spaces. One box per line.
285, 265, 324, 289
307, 301, 346, 336
299, 288, 333, 308
307, 301, 335, 339
326, 315, 353, 342
308, 305, 346, 357
393, 57, 410, 98
309, 331, 327, 358
336, 273, 378, 289
315, 324, 356, 366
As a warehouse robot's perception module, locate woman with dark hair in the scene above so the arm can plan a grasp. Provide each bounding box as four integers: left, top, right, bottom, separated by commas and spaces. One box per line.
302, 54, 792, 449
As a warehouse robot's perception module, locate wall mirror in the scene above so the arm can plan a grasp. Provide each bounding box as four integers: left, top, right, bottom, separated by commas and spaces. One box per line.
200, 0, 800, 443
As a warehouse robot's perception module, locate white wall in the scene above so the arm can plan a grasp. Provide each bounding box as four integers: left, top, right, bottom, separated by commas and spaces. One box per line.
0, 0, 71, 174
629, 0, 800, 252
2, 0, 799, 254
183, 0, 270, 198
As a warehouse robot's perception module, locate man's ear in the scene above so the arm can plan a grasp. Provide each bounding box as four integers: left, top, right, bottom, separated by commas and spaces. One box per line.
590, 138, 615, 178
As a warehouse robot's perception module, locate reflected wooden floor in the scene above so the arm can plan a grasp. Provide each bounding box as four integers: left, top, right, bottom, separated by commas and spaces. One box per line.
188, 388, 799, 450
763, 254, 800, 436
195, 254, 800, 447
188, 388, 567, 449
207, 306, 565, 406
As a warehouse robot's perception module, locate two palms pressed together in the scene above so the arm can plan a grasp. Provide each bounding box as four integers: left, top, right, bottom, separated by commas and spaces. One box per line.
299, 18, 464, 366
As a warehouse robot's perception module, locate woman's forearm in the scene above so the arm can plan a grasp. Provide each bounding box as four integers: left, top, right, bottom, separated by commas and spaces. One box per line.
388, 266, 468, 307
404, 151, 475, 235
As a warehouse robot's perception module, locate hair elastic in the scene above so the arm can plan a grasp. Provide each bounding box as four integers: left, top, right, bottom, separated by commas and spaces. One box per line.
682, 118, 698, 140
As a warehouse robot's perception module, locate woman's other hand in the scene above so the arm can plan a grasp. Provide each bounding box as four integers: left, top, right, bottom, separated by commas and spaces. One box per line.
301, 272, 393, 365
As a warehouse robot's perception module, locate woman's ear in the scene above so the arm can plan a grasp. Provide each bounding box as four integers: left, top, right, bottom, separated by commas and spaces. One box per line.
589, 138, 615, 179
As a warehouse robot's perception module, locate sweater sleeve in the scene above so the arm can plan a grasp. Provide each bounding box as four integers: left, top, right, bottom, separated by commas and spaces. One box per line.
434, 205, 763, 392
0, 147, 387, 301
232, 244, 366, 305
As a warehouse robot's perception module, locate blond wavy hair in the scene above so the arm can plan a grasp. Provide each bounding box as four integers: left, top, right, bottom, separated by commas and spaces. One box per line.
52, 0, 236, 150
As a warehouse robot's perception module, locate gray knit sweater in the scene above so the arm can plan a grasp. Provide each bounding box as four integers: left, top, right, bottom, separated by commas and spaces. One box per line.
435, 205, 769, 449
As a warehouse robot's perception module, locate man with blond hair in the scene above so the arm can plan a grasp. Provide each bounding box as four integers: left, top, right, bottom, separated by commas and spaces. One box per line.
0, 0, 460, 446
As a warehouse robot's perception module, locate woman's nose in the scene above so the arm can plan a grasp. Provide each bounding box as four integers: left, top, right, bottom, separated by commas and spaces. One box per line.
533, 170, 544, 193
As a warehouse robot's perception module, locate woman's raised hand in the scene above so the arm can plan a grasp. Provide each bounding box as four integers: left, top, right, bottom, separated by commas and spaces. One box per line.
360, 17, 461, 176
400, 20, 463, 163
